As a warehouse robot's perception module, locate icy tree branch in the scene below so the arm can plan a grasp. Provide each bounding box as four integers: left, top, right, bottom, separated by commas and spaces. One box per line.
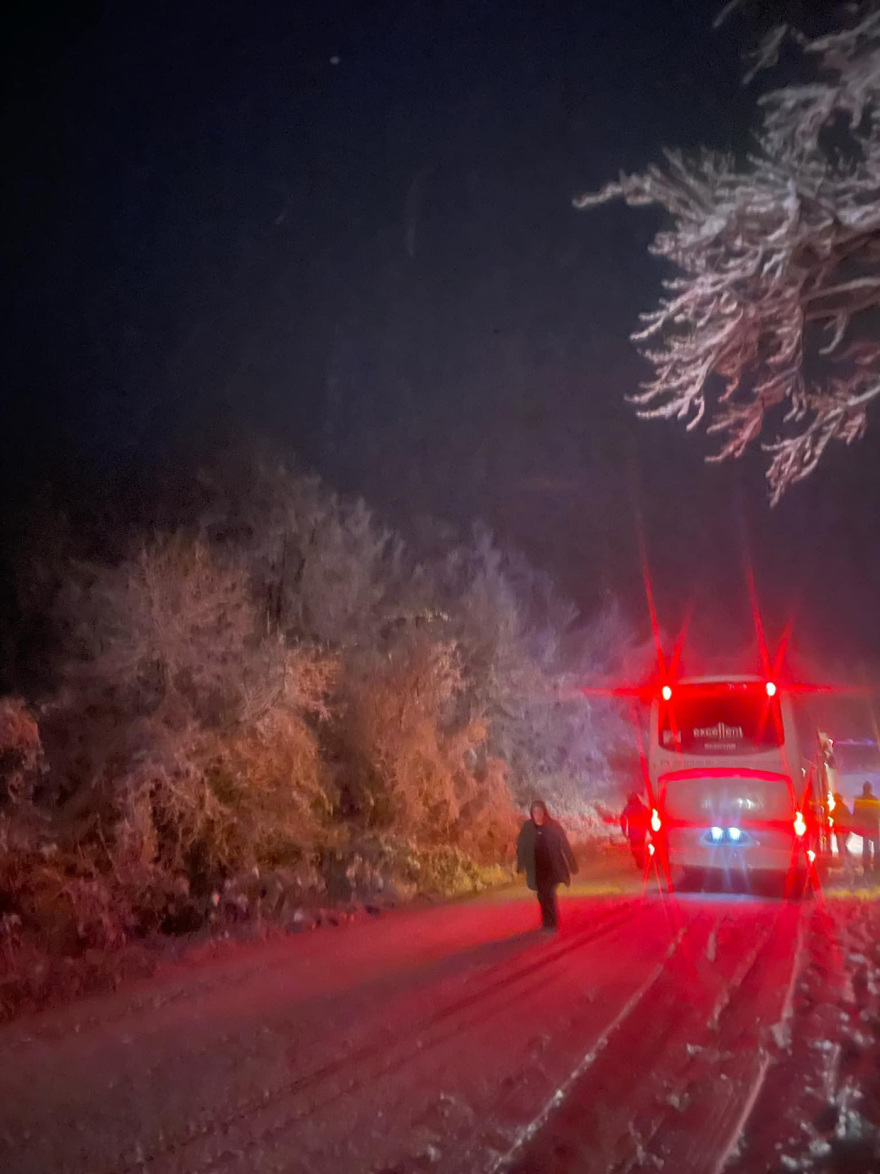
575, 6, 880, 502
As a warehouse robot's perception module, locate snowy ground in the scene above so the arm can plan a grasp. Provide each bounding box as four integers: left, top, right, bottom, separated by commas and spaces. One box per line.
1, 852, 879, 1174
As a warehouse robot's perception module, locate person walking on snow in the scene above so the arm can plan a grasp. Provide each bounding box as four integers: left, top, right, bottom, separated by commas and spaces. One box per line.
620, 792, 650, 871
516, 801, 577, 931
853, 781, 880, 876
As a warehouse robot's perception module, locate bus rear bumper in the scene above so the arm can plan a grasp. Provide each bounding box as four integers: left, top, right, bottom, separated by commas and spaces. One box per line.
664, 827, 806, 874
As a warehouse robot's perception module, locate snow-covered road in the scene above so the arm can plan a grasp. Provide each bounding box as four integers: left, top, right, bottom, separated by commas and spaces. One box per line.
1, 876, 879, 1173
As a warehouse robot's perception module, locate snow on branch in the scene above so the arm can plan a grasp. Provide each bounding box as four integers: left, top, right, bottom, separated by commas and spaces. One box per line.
575, 6, 880, 502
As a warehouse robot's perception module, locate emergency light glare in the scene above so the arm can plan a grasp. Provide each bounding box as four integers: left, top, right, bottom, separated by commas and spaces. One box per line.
765, 681, 777, 697
727, 826, 742, 841
661, 685, 672, 701
793, 811, 807, 837
650, 808, 662, 833
710, 826, 724, 841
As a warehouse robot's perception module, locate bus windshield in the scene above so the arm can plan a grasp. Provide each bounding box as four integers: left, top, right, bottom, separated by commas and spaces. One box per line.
658, 683, 783, 755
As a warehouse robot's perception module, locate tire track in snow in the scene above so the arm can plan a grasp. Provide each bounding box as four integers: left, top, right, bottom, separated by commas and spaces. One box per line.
2, 895, 580, 1052
489, 920, 693, 1173
709, 905, 806, 1174
606, 909, 784, 1174
609, 902, 804, 1174
106, 900, 651, 1174
500, 903, 796, 1174
723, 900, 880, 1174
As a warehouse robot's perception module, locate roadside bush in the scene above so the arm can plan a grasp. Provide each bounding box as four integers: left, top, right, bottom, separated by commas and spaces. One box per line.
12, 535, 340, 964
0, 462, 636, 1020
0, 698, 43, 805
338, 629, 516, 850
388, 842, 512, 898
0, 810, 143, 1019
339, 835, 513, 901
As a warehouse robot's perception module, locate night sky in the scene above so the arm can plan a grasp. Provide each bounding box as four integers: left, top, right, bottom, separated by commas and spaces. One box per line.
4, 0, 880, 673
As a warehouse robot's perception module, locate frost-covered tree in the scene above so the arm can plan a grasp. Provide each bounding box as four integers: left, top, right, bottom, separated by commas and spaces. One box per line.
51, 535, 336, 882
578, 7, 880, 501
434, 528, 632, 812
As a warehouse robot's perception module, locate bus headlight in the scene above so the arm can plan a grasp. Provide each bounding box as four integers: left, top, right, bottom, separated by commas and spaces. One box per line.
710, 826, 724, 841
727, 827, 742, 841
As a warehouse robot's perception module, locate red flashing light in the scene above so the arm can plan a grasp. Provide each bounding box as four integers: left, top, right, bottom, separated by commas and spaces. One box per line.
793, 811, 807, 837
661, 685, 672, 702
650, 808, 662, 833
765, 681, 777, 697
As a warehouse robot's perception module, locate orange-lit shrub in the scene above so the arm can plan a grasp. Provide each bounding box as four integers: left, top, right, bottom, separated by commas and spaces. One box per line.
0, 698, 43, 805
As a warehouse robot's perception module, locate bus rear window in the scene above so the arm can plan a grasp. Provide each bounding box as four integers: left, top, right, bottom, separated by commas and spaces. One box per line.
658, 687, 783, 754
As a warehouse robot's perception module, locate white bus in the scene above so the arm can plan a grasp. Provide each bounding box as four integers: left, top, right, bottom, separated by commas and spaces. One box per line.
646, 675, 816, 887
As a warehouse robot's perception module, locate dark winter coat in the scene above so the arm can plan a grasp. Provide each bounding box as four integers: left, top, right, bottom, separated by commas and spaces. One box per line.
516, 818, 577, 891
620, 798, 649, 844
833, 799, 852, 834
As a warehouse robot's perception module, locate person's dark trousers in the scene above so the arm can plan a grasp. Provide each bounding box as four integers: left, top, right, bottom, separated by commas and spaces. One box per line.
835, 832, 850, 858
864, 836, 879, 873
630, 840, 646, 871
537, 882, 559, 929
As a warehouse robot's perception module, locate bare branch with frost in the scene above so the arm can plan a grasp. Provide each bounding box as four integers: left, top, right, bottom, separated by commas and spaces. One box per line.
575, 6, 880, 500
